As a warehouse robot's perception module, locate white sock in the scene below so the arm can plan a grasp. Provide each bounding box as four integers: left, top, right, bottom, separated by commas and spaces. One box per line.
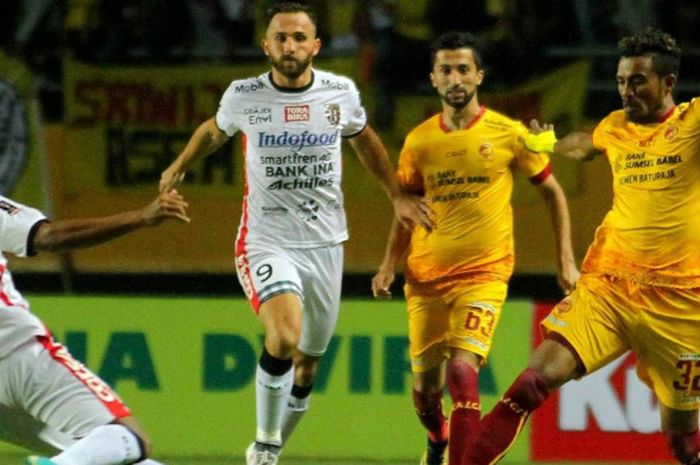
134, 460, 165, 465
255, 364, 293, 446
281, 393, 310, 446
51, 424, 143, 465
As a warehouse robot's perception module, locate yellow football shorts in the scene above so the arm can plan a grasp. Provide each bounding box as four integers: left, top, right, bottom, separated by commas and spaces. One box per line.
404, 280, 508, 373
542, 274, 700, 410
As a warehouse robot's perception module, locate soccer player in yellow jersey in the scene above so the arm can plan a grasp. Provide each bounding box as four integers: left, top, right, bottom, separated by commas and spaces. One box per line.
371, 31, 579, 465
464, 28, 700, 465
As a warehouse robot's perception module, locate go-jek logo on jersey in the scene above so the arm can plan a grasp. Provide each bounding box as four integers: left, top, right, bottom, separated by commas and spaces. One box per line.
257, 131, 338, 150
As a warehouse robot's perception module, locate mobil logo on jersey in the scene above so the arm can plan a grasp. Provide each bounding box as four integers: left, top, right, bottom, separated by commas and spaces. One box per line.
530, 303, 670, 462
257, 130, 338, 151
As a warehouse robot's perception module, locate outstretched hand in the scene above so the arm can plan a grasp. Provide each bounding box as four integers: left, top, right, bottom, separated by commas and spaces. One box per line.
393, 193, 435, 232
144, 189, 191, 226
159, 165, 186, 193
371, 267, 395, 299
529, 119, 553, 135
524, 119, 557, 153
557, 262, 580, 296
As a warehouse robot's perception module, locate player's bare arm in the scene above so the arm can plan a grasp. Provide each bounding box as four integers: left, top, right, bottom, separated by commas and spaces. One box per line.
535, 175, 579, 295
527, 119, 602, 161
159, 117, 230, 192
32, 190, 190, 253
372, 216, 412, 299
347, 125, 435, 232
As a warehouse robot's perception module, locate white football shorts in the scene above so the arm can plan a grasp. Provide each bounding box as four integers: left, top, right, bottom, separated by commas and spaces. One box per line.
236, 242, 344, 357
0, 335, 130, 452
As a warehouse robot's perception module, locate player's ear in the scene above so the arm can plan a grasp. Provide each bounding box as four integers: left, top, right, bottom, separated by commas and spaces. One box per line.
261, 38, 269, 56
311, 37, 321, 57
662, 74, 677, 95
475, 68, 485, 86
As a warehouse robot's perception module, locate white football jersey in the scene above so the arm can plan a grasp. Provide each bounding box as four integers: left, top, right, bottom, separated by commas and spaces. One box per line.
216, 69, 367, 249
0, 195, 48, 357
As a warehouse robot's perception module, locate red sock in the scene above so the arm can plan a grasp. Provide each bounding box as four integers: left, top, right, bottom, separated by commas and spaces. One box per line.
413, 389, 448, 444
463, 368, 549, 465
668, 430, 700, 465
447, 361, 480, 465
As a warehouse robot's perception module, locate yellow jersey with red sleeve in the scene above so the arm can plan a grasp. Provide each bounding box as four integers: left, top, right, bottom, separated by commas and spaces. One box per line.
397, 106, 552, 288
584, 98, 700, 287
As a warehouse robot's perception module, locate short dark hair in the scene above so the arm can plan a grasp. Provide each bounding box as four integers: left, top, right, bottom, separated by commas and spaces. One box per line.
618, 28, 681, 77
430, 31, 483, 69
266, 2, 318, 32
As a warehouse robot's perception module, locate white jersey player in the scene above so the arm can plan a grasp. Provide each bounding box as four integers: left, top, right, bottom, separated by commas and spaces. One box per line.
0, 192, 190, 465
217, 68, 364, 248
159, 3, 434, 465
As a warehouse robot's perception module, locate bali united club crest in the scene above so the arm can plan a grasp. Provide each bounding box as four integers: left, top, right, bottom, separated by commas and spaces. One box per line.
325, 103, 340, 126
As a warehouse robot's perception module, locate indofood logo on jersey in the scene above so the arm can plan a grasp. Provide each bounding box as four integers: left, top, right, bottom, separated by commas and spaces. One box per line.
257, 130, 338, 150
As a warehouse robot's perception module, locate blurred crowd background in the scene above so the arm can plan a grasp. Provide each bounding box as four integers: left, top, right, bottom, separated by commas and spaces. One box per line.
3, 0, 700, 124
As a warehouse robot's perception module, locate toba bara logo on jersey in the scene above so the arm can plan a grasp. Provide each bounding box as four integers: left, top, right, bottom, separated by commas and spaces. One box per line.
285, 105, 310, 122
257, 130, 338, 150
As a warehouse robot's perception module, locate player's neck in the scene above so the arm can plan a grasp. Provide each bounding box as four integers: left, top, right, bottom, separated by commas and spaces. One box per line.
442, 99, 482, 130
270, 68, 314, 89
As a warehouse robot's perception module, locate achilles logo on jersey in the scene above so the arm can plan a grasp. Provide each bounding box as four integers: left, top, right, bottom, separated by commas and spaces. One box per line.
267, 177, 334, 190
285, 105, 310, 122
257, 130, 338, 150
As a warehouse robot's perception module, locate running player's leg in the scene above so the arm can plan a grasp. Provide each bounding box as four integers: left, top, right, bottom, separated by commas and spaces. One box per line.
464, 338, 578, 465
413, 364, 449, 465
280, 244, 343, 446
445, 349, 480, 465
634, 285, 700, 465
663, 407, 700, 465
236, 245, 303, 460
445, 282, 507, 465
280, 351, 318, 445
465, 276, 630, 465
406, 287, 449, 465
255, 293, 300, 452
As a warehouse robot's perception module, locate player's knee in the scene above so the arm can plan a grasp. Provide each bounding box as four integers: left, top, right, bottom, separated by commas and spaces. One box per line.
668, 431, 700, 465
446, 358, 478, 389
413, 388, 442, 414
265, 331, 299, 358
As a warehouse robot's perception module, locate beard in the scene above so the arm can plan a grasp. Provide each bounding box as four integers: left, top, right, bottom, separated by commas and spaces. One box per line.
269, 54, 312, 80
440, 87, 476, 110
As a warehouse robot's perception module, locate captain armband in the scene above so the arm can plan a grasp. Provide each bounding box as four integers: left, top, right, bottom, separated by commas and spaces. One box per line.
524, 130, 558, 153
